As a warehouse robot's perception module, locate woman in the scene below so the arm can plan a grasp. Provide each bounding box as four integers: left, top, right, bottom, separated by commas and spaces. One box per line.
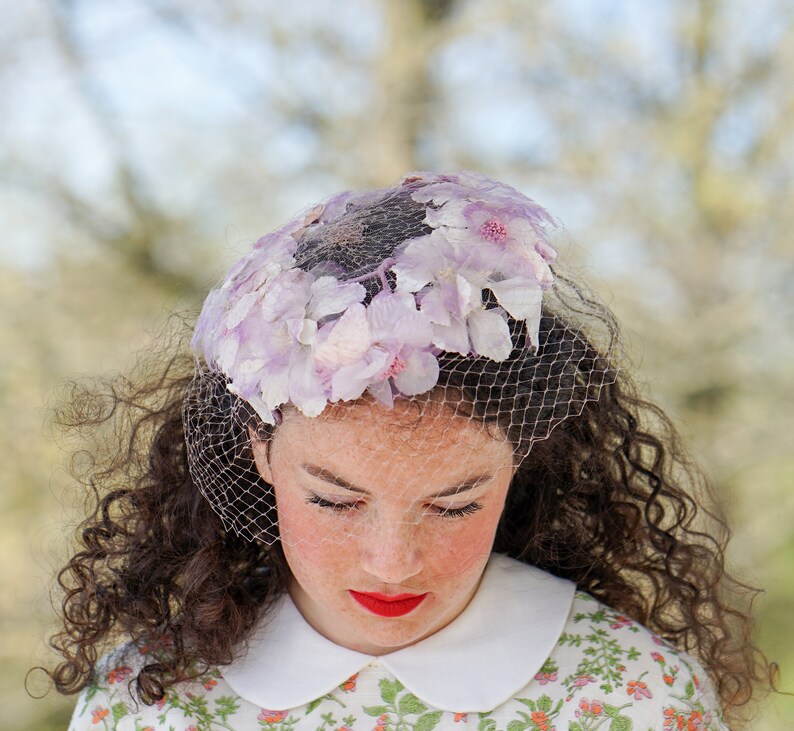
45, 171, 769, 730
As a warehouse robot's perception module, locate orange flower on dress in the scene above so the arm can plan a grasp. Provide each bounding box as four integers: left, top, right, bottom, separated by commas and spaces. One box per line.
91, 706, 109, 724
258, 709, 287, 724
107, 665, 132, 684
203, 678, 218, 691
453, 712, 468, 722
627, 677, 652, 700
577, 699, 603, 717
663, 674, 675, 686
686, 711, 704, 730
610, 615, 632, 629
340, 673, 358, 692
374, 712, 389, 731
662, 707, 704, 730
530, 711, 550, 731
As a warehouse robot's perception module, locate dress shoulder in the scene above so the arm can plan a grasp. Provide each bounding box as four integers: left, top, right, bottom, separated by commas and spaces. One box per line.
532, 590, 729, 730
66, 640, 232, 731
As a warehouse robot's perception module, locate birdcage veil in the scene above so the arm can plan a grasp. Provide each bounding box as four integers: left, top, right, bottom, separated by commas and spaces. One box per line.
182, 171, 620, 545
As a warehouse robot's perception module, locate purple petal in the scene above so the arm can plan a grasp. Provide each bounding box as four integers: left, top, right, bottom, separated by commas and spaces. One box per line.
215, 336, 239, 373
259, 270, 312, 322
430, 316, 470, 355
367, 291, 433, 347
313, 304, 371, 369
258, 363, 291, 412
330, 347, 391, 402
391, 234, 445, 291
244, 392, 278, 426
225, 290, 260, 330
308, 276, 366, 321
419, 287, 451, 326
366, 378, 395, 408
288, 348, 328, 417
487, 277, 543, 320
467, 308, 512, 361
393, 350, 439, 396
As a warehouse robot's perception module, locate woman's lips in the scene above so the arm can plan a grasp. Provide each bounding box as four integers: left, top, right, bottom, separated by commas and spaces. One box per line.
348, 590, 428, 617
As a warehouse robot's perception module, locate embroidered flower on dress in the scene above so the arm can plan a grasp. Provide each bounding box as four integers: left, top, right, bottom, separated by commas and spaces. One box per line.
106, 665, 132, 684
91, 706, 109, 724
610, 615, 633, 630
258, 709, 287, 724
627, 674, 653, 700
534, 658, 559, 685
576, 698, 604, 717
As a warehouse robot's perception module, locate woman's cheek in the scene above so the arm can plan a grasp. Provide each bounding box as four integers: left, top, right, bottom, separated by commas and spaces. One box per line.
424, 510, 503, 577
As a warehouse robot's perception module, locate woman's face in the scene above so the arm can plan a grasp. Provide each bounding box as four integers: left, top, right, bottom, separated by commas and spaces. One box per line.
251, 397, 515, 656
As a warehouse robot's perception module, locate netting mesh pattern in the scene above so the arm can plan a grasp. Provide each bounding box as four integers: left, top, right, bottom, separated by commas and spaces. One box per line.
183, 171, 620, 545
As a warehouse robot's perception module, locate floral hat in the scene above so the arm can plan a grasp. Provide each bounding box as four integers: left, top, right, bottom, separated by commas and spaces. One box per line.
191, 171, 559, 426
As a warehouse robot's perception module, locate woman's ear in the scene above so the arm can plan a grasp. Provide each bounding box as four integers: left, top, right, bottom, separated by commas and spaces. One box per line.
248, 426, 275, 484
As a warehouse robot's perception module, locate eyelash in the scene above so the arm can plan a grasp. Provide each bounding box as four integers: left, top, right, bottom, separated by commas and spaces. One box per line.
305, 495, 484, 519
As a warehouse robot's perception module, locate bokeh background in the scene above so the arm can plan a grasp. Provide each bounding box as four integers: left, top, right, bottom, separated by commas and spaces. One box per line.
2, 1, 792, 729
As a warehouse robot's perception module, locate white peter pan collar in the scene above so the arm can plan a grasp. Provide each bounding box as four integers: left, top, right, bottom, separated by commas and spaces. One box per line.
222, 553, 575, 713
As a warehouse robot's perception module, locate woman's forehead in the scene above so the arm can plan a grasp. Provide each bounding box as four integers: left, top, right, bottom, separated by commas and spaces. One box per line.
273, 397, 511, 465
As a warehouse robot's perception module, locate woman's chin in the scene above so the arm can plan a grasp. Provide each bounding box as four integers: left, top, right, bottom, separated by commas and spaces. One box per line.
339, 601, 451, 655
340, 619, 433, 655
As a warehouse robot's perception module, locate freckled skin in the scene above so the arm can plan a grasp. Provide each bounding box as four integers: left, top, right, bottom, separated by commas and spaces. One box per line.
251, 398, 515, 656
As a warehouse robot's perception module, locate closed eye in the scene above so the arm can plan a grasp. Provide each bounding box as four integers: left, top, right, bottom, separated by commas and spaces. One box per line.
306, 494, 360, 512
432, 502, 483, 518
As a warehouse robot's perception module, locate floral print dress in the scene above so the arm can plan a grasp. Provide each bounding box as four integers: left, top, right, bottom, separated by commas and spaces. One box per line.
67, 555, 728, 731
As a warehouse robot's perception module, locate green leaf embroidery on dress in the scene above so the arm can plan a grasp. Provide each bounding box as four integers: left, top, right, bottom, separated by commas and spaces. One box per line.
559, 622, 638, 697
314, 710, 357, 731
111, 701, 128, 723
477, 717, 497, 731
398, 693, 427, 715
362, 676, 442, 731
380, 678, 404, 705
152, 687, 239, 731
414, 712, 443, 731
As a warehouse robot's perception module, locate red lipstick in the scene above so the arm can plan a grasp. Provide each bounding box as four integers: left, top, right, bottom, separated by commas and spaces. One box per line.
349, 591, 428, 617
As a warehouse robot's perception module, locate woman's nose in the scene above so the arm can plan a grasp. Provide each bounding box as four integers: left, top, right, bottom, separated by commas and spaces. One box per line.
359, 519, 423, 585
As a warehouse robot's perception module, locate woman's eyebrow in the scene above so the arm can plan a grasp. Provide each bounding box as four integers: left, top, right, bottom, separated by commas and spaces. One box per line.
300, 463, 493, 499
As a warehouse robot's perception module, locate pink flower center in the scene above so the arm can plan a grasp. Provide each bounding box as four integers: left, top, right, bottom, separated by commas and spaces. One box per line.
479, 218, 508, 242
384, 355, 407, 378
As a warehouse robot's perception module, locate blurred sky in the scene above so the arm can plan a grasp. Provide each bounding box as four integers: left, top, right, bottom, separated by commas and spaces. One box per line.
1, 0, 785, 271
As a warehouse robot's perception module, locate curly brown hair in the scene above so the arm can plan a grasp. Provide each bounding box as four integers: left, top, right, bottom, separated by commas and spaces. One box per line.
35, 310, 774, 729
